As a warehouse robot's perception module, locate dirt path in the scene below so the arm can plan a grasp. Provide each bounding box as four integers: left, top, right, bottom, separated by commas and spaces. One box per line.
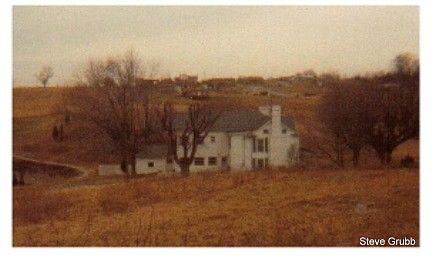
13, 154, 90, 179
12, 154, 134, 189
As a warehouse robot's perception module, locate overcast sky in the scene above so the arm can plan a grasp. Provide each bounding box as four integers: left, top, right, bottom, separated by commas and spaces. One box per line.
13, 6, 418, 86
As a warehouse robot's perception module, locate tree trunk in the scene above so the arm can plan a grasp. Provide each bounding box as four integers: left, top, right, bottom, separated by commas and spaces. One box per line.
384, 151, 392, 166
121, 151, 130, 180
352, 148, 360, 167
18, 171, 25, 185
130, 154, 137, 177
378, 150, 392, 167
179, 163, 190, 177
335, 135, 344, 167
378, 151, 386, 165
13, 172, 18, 186
337, 146, 344, 167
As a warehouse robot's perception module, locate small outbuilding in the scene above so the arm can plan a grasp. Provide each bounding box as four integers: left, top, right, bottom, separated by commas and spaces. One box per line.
135, 144, 174, 175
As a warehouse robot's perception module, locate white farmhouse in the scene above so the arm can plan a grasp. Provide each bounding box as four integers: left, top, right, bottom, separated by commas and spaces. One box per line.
135, 105, 299, 174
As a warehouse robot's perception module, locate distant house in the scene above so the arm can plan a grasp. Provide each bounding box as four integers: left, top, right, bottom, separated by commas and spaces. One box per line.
136, 78, 157, 89
237, 76, 265, 85
249, 86, 268, 95
135, 105, 300, 174
203, 78, 236, 91
173, 74, 202, 97
174, 74, 198, 85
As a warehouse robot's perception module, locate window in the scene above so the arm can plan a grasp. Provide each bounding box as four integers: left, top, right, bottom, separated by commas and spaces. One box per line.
148, 162, 154, 167
257, 159, 264, 169
222, 157, 228, 165
181, 135, 188, 145
264, 158, 269, 168
253, 138, 256, 152
252, 158, 256, 169
257, 139, 264, 152
208, 157, 217, 166
264, 138, 269, 152
282, 129, 287, 134
263, 129, 269, 134
210, 136, 216, 143
197, 136, 205, 145
194, 157, 204, 166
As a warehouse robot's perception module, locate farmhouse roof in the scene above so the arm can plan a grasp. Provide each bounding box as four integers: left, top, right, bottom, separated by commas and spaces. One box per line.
173, 109, 295, 132
136, 144, 169, 159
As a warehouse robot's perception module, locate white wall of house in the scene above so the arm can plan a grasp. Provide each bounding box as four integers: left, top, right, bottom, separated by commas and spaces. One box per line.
136, 158, 166, 174
251, 123, 300, 169
252, 105, 299, 169
229, 132, 248, 171
174, 132, 230, 172
98, 164, 124, 176
229, 134, 253, 171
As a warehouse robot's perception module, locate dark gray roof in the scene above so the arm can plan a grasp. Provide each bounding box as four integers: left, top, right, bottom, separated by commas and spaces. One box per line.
136, 144, 169, 159
173, 109, 295, 132
282, 116, 295, 130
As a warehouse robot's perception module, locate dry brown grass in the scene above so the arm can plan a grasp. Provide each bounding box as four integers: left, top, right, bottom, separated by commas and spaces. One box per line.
13, 188, 76, 224
13, 168, 419, 246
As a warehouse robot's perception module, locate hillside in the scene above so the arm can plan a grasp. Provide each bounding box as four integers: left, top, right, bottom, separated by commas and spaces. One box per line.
12, 87, 419, 247
13, 86, 418, 173
13, 168, 418, 246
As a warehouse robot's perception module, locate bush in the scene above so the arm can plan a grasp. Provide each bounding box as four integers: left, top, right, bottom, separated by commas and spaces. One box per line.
401, 155, 415, 168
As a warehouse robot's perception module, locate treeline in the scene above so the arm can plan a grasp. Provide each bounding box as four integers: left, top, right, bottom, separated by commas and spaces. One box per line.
316, 53, 419, 167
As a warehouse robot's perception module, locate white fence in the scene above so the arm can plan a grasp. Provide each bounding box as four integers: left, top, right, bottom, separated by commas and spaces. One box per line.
98, 164, 124, 176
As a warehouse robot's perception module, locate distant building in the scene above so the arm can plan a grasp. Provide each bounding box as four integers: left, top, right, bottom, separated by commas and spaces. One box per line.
203, 78, 236, 91
237, 76, 265, 85
136, 78, 157, 89
174, 74, 198, 85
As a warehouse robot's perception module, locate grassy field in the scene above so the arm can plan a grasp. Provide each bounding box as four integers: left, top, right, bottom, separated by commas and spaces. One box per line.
12, 86, 419, 247
13, 87, 118, 171
13, 168, 419, 246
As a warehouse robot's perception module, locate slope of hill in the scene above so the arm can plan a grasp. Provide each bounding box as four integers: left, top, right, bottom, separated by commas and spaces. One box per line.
12, 87, 419, 247
13, 168, 418, 246
13, 87, 419, 173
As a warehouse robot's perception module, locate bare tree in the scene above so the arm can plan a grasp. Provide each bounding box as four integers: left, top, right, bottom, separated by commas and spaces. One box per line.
160, 103, 219, 176
317, 83, 349, 167
393, 52, 419, 76
365, 84, 418, 165
318, 79, 375, 167
67, 50, 156, 177
36, 66, 54, 88
362, 54, 419, 165
340, 82, 374, 166
304, 121, 348, 168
